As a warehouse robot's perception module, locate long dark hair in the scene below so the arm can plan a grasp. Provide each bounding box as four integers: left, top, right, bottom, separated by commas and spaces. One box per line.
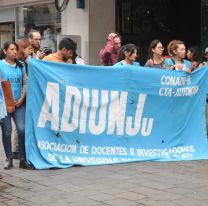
187, 46, 200, 62
147, 40, 163, 60
118, 43, 138, 62
0, 41, 23, 68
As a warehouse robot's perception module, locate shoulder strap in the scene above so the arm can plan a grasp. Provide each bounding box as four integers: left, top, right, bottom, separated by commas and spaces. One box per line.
171, 58, 175, 65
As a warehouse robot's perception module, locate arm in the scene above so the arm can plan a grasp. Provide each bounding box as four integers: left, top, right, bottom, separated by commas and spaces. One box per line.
99, 33, 117, 65
15, 70, 27, 107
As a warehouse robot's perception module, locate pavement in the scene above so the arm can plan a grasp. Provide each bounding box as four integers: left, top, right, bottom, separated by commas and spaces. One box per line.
1, 138, 208, 206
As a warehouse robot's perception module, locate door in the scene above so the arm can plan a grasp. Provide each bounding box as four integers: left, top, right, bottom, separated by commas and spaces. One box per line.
201, 0, 208, 50
0, 22, 15, 48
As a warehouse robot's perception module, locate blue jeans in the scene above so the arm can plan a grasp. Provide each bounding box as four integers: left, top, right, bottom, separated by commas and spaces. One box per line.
0, 103, 26, 159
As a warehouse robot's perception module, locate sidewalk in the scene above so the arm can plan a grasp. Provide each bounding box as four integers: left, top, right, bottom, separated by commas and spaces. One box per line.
1, 139, 208, 206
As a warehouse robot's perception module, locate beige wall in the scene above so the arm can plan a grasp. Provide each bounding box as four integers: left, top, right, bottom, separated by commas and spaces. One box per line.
89, 0, 115, 65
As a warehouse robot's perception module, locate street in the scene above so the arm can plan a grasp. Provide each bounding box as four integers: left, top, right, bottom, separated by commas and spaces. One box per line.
0, 138, 208, 206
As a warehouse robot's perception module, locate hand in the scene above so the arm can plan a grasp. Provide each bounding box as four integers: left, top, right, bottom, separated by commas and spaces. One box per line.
186, 69, 192, 74
108, 33, 117, 39
175, 64, 184, 70
168, 65, 175, 70
15, 98, 24, 107
107, 33, 117, 44
37, 50, 46, 59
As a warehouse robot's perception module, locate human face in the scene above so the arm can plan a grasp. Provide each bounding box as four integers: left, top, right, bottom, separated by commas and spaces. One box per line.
126, 49, 138, 63
62, 48, 74, 62
152, 42, 164, 56
174, 44, 186, 59
113, 37, 121, 51
186, 50, 193, 60
30, 32, 41, 50
4, 44, 18, 59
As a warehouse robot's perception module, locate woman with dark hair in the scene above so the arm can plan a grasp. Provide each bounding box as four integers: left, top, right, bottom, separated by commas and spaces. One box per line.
164, 40, 191, 73
186, 46, 200, 71
145, 40, 165, 68
0, 41, 33, 170
11, 38, 33, 160
114, 43, 140, 66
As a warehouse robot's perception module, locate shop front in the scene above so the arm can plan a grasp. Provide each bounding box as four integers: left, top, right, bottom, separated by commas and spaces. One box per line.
0, 1, 61, 51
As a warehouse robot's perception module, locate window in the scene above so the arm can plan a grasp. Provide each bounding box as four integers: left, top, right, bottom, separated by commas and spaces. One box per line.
16, 3, 61, 51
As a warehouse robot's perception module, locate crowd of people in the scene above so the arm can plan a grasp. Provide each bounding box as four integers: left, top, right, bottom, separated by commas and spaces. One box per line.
99, 32, 208, 71
0, 30, 208, 179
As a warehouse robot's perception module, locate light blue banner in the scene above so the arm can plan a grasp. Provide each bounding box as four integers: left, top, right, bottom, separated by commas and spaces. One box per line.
0, 84, 7, 119
26, 59, 208, 169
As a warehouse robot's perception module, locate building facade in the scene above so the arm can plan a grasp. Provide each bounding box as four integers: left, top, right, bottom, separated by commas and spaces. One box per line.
0, 0, 207, 65
0, 0, 115, 65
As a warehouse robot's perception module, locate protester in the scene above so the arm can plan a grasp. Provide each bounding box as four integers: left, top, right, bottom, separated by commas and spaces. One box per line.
199, 47, 208, 68
43, 38, 84, 64
164, 40, 191, 73
10, 38, 32, 160
99, 32, 121, 66
28, 30, 46, 60
0, 41, 33, 170
113, 43, 140, 66
186, 46, 200, 71
145, 40, 165, 68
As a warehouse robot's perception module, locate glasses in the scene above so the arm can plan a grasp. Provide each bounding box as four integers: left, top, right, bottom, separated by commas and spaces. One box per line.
157, 47, 164, 50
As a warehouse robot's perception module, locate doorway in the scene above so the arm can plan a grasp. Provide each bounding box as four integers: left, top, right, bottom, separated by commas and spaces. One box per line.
0, 22, 15, 48
116, 0, 201, 64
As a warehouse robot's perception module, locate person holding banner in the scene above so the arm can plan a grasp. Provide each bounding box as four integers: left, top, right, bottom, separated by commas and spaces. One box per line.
164, 40, 191, 73
145, 40, 165, 68
0, 41, 33, 170
186, 46, 200, 71
10, 38, 33, 160
113, 43, 140, 66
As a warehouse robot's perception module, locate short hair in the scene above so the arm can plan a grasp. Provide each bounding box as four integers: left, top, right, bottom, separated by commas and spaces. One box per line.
28, 30, 41, 39
187, 46, 200, 62
58, 38, 77, 51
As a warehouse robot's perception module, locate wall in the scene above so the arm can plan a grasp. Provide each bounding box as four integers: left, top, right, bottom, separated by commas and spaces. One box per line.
62, 0, 90, 63
89, 0, 115, 65
62, 0, 115, 65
